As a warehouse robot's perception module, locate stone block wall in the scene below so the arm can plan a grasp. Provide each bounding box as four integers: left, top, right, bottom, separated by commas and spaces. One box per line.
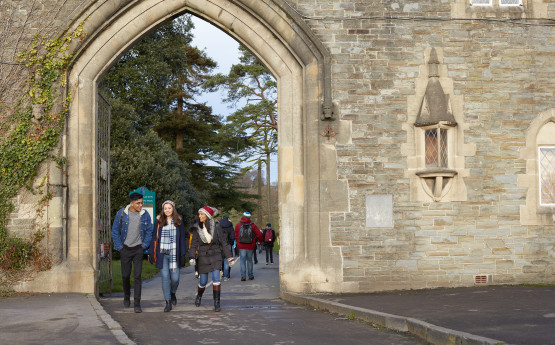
302, 0, 554, 291
1, 0, 553, 293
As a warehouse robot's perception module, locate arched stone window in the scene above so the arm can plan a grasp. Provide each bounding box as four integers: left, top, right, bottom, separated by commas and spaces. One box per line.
519, 109, 555, 225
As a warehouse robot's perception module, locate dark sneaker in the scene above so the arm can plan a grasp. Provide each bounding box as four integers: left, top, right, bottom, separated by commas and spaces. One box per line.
170, 292, 177, 306
249, 277, 254, 280
123, 295, 130, 308
241, 277, 246, 281
134, 305, 142, 313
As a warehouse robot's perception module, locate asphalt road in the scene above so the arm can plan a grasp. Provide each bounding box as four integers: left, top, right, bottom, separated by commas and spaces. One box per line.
100, 255, 427, 345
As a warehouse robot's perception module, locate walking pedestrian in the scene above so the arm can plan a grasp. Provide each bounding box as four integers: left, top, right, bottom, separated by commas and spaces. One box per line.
188, 206, 235, 312
220, 212, 235, 281
111, 192, 153, 313
234, 211, 263, 281
262, 223, 276, 265
148, 200, 187, 312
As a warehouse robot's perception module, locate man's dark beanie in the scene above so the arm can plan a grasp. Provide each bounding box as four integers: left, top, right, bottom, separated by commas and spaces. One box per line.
129, 192, 143, 202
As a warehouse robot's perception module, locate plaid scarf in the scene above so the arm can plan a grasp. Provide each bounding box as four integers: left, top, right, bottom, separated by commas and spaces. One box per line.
160, 220, 177, 271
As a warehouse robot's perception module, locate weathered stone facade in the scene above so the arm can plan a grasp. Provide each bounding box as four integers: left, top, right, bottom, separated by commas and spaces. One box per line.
1, 0, 553, 294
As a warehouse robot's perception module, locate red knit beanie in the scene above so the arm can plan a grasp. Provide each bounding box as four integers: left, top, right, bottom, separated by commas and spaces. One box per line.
199, 206, 216, 219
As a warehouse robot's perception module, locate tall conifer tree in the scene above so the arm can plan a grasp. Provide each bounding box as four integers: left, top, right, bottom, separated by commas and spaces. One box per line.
104, 15, 255, 212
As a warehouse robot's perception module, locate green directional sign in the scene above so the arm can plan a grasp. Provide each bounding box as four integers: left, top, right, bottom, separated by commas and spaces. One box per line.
130, 187, 155, 226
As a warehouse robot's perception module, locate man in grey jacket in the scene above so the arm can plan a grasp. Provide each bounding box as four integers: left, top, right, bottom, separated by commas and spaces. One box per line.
111, 192, 153, 313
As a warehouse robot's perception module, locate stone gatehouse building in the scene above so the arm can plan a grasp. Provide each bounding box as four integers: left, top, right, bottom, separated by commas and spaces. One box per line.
1, 0, 553, 295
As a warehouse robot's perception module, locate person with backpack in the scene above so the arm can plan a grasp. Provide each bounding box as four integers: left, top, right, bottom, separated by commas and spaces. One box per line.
234, 211, 263, 281
262, 223, 276, 265
188, 206, 235, 312
219, 212, 235, 281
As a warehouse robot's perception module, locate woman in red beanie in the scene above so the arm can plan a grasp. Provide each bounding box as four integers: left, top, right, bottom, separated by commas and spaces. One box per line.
188, 206, 235, 311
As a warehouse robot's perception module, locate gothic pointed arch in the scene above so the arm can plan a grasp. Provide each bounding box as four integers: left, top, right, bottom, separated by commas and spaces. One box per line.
518, 108, 555, 225
46, 0, 349, 294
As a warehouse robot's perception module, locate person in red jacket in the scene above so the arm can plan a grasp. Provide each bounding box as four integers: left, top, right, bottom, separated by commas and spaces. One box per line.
234, 212, 263, 281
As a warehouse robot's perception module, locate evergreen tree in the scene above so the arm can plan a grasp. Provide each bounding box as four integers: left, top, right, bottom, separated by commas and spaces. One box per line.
103, 15, 256, 212
108, 98, 202, 219
207, 46, 278, 221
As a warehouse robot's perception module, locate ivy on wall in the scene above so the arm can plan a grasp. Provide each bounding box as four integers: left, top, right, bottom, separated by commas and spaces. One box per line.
0, 24, 85, 272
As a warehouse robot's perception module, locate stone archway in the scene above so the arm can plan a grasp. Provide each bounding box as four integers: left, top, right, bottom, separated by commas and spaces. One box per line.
22, 0, 349, 294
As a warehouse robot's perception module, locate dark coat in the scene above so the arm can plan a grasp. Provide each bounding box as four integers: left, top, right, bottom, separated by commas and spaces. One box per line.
147, 218, 188, 269
188, 220, 233, 274
234, 216, 263, 250
220, 218, 235, 250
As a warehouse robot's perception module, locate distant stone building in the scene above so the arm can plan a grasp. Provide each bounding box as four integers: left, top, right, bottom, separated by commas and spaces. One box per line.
1, 0, 553, 294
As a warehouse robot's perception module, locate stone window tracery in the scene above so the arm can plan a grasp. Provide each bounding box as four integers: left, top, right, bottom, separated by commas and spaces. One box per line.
403, 48, 474, 203
452, 0, 546, 18
518, 109, 555, 225
424, 126, 449, 168
539, 146, 555, 206
470, 0, 522, 6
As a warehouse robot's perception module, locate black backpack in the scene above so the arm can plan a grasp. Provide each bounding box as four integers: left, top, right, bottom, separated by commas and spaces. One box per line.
238, 223, 253, 244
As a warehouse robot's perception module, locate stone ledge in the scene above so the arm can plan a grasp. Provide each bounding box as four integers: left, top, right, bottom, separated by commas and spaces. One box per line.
281, 291, 508, 345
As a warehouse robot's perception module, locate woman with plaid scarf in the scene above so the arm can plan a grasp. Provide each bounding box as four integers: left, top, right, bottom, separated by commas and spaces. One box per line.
148, 200, 187, 312
188, 206, 235, 312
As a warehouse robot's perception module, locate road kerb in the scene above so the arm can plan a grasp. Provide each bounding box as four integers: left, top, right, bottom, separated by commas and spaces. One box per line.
280, 292, 509, 345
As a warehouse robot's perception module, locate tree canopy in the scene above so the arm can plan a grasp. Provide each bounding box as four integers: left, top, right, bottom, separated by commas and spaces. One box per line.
103, 15, 257, 217
207, 46, 278, 221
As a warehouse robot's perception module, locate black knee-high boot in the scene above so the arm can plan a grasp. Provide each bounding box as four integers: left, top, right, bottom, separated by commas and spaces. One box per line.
195, 286, 205, 307
213, 284, 221, 312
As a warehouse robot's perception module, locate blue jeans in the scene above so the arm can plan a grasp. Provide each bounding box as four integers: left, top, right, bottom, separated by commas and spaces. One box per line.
199, 270, 221, 287
223, 256, 230, 278
160, 254, 180, 301
239, 248, 254, 279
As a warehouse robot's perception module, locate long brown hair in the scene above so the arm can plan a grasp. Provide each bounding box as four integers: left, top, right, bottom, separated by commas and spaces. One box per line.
157, 204, 182, 227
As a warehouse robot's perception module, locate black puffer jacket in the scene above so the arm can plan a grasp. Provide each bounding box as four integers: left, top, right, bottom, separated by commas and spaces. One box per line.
220, 218, 235, 249
188, 221, 233, 274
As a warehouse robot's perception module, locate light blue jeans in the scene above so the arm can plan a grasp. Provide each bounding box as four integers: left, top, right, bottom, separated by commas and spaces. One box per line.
239, 248, 254, 279
160, 254, 180, 301
223, 256, 230, 278
199, 269, 221, 287
222, 245, 233, 278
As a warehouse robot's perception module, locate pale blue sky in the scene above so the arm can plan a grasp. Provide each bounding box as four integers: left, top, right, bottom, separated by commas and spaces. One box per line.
191, 16, 278, 184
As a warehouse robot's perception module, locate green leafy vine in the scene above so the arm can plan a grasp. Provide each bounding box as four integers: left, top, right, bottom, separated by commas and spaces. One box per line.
0, 24, 85, 273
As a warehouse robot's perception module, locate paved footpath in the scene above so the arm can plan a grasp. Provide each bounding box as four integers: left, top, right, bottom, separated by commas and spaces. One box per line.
2, 252, 553, 345
295, 285, 555, 345
0, 292, 122, 344
100, 254, 427, 345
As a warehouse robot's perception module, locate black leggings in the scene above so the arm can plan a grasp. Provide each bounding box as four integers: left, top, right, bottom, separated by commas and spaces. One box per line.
265, 245, 273, 263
